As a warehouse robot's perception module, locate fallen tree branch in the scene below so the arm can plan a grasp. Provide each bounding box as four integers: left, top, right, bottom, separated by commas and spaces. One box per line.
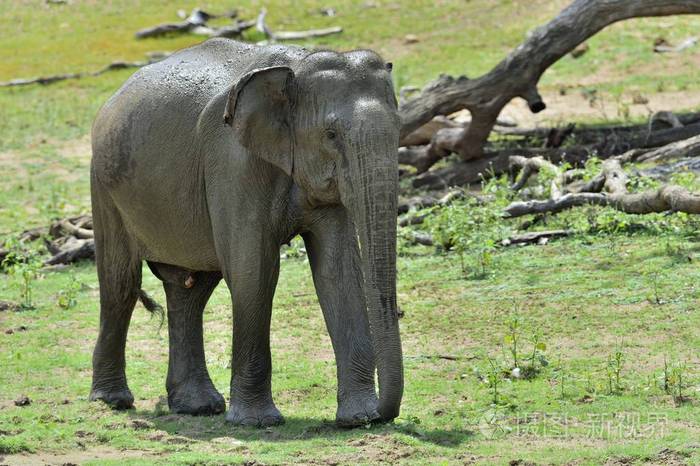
501, 230, 572, 246
135, 8, 238, 39
0, 54, 172, 88
504, 158, 700, 217
398, 189, 471, 226
654, 36, 698, 53
508, 155, 564, 198
398, 0, 700, 161
405, 229, 572, 248
412, 147, 589, 190
256, 8, 342, 42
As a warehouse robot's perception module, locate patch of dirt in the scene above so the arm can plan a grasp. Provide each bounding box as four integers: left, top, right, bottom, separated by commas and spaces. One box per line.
653, 447, 691, 465
0, 135, 91, 184
55, 135, 92, 161
339, 433, 418, 464
495, 89, 700, 129
1, 446, 159, 466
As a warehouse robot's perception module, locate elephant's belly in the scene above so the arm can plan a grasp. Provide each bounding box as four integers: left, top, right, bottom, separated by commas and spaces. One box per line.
110, 182, 221, 272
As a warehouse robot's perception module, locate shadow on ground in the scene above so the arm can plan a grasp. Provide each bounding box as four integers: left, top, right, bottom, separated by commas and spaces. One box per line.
125, 405, 472, 447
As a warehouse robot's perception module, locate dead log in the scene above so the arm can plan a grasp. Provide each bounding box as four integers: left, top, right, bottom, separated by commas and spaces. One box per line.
135, 8, 218, 39
398, 189, 470, 226
504, 193, 609, 217
0, 55, 170, 88
401, 116, 462, 146
654, 36, 698, 53
504, 158, 700, 217
399, 0, 700, 161
44, 237, 95, 266
193, 20, 256, 38
50, 218, 94, 240
501, 230, 572, 246
256, 8, 342, 42
398, 195, 440, 214
636, 134, 700, 162
409, 114, 700, 178
412, 147, 589, 190
640, 157, 700, 180
508, 155, 563, 198
405, 229, 571, 248
405, 231, 435, 246
616, 132, 700, 163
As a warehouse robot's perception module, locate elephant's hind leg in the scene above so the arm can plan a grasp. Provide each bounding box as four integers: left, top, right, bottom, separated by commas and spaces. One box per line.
152, 264, 225, 415
89, 181, 142, 409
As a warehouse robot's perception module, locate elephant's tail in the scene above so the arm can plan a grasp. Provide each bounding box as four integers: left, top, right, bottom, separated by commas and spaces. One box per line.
137, 289, 165, 327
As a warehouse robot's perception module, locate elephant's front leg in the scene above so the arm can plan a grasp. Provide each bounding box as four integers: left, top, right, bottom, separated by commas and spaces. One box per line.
303, 209, 379, 427
223, 248, 284, 427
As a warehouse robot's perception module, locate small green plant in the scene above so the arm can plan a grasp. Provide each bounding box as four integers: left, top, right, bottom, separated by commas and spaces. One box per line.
644, 270, 665, 305
57, 275, 82, 309
428, 189, 511, 279
661, 357, 690, 405
504, 312, 521, 370
2, 239, 44, 310
281, 236, 306, 259
5, 257, 43, 311
606, 348, 625, 395
486, 356, 502, 405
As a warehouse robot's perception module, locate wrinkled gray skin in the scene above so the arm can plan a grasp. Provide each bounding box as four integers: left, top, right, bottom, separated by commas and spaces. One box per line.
89, 38, 403, 427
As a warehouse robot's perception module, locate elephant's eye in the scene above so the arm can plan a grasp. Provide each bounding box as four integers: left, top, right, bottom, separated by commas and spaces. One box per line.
325, 129, 337, 140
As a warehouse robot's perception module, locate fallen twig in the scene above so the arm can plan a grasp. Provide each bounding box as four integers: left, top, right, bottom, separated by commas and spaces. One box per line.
0, 54, 172, 88
256, 8, 342, 42
504, 159, 700, 217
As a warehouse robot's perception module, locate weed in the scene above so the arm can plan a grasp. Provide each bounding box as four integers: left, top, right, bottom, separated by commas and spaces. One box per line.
486, 356, 502, 405
645, 270, 665, 305
427, 177, 512, 279
2, 239, 43, 310
57, 275, 81, 309
606, 348, 625, 395
661, 358, 691, 405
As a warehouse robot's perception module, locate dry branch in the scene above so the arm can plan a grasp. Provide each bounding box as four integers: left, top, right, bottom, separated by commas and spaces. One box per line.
398, 0, 700, 161
654, 36, 698, 53
256, 8, 342, 42
412, 147, 589, 190
504, 158, 700, 217
501, 230, 572, 246
44, 237, 95, 266
135, 8, 238, 39
405, 229, 572, 248
508, 155, 564, 198
398, 189, 471, 226
0, 54, 172, 88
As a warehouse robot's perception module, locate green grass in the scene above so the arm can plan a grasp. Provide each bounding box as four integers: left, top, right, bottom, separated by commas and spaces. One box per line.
2, 234, 700, 464
2, 0, 700, 151
3, 1, 700, 464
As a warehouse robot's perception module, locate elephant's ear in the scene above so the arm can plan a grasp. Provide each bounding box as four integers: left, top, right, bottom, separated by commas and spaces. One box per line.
224, 66, 295, 176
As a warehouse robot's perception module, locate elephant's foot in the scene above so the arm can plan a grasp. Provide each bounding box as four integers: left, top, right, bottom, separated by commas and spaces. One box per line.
167, 380, 225, 416
336, 392, 381, 427
89, 385, 134, 410
225, 400, 284, 427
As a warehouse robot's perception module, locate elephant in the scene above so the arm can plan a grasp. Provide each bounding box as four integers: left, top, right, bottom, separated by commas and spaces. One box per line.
88, 38, 404, 427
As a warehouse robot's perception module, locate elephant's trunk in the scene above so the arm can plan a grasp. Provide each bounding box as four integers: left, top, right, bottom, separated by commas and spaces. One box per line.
345, 113, 403, 421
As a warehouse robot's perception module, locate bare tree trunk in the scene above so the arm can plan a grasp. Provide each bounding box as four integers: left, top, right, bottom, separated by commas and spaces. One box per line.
399, 0, 700, 161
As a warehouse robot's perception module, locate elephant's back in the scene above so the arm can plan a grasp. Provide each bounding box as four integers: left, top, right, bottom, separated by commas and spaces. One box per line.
107, 38, 308, 116
90, 39, 308, 271
92, 39, 305, 184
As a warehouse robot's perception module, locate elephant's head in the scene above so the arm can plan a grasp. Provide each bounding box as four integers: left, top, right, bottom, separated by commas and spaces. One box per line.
224, 50, 403, 421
